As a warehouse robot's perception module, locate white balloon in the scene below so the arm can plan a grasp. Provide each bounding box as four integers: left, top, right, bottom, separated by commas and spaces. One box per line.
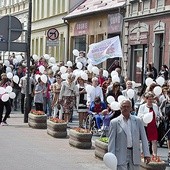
13, 75, 19, 84
145, 77, 154, 87
111, 70, 118, 77
7, 72, 13, 79
39, 65, 45, 74
40, 74, 47, 83
6, 86, 13, 93
32, 54, 39, 61
44, 54, 50, 60
103, 70, 109, 78
6, 67, 12, 73
4, 60, 10, 67
143, 112, 153, 124
61, 73, 68, 80
112, 75, 120, 84
67, 61, 73, 67
86, 85, 93, 94
13, 58, 18, 65
76, 62, 83, 70
73, 49, 79, 57
118, 95, 126, 103
81, 72, 88, 80
103, 152, 117, 170
16, 55, 23, 62
0, 87, 6, 94
153, 86, 162, 96
92, 66, 99, 75
35, 74, 41, 82
51, 65, 59, 73
60, 66, 67, 74
87, 63, 93, 73
156, 76, 165, 86
132, 81, 136, 89
49, 57, 56, 64
110, 101, 120, 111
9, 92, 16, 99
1, 93, 9, 102
107, 96, 115, 104
127, 89, 135, 99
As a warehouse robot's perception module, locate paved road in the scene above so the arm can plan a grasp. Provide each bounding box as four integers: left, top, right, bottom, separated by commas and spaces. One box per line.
0, 112, 170, 170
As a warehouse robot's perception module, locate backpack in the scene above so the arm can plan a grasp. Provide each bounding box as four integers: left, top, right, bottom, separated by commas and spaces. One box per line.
165, 101, 170, 119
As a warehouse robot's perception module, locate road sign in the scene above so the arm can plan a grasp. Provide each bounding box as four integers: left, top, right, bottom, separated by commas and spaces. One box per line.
47, 28, 59, 40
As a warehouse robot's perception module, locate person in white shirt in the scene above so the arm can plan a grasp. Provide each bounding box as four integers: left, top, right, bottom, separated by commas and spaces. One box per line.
87, 77, 103, 105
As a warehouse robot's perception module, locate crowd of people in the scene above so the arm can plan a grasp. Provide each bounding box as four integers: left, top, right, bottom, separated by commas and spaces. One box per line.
1, 52, 170, 169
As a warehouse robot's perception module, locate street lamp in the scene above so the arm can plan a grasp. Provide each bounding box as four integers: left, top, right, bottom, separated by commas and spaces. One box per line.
24, 0, 32, 123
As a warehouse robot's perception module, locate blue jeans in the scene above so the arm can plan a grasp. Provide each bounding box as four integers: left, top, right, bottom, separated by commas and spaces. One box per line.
43, 97, 52, 117
94, 114, 103, 129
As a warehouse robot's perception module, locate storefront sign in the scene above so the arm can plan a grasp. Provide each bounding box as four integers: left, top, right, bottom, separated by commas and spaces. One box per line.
129, 32, 148, 45
74, 21, 89, 36
87, 36, 122, 65
108, 13, 123, 33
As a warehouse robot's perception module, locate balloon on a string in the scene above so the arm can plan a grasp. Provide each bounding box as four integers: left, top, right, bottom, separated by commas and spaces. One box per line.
110, 101, 120, 111
35, 74, 41, 82
4, 60, 10, 67
49, 57, 56, 64
7, 72, 13, 79
127, 89, 135, 99
92, 66, 99, 75
6, 86, 13, 93
60, 66, 67, 74
143, 112, 153, 124
73, 49, 79, 57
41, 74, 47, 83
132, 81, 136, 89
145, 77, 154, 87
61, 73, 68, 80
16, 55, 23, 62
81, 72, 88, 80
118, 95, 126, 103
87, 63, 93, 73
112, 75, 120, 84
39, 65, 45, 74
9, 92, 16, 99
107, 96, 115, 104
103, 152, 117, 170
51, 65, 59, 73
67, 61, 73, 67
0, 87, 6, 94
13, 58, 18, 65
13, 75, 19, 84
76, 62, 83, 70
32, 54, 39, 61
156, 76, 165, 86
103, 70, 109, 78
1, 93, 9, 102
111, 70, 118, 77
6, 67, 12, 73
44, 54, 50, 60
153, 86, 162, 96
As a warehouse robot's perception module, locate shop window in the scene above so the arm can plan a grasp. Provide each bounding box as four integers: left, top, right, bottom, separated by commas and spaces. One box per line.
74, 35, 86, 52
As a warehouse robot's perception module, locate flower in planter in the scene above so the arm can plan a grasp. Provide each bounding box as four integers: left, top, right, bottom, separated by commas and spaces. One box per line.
73, 127, 92, 133
30, 110, 45, 115
49, 117, 66, 123
99, 137, 109, 144
141, 154, 164, 163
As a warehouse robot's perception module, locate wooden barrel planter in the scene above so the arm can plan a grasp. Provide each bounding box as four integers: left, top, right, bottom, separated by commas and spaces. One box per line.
95, 139, 108, 159
47, 119, 67, 138
28, 111, 47, 129
69, 128, 92, 149
140, 158, 166, 170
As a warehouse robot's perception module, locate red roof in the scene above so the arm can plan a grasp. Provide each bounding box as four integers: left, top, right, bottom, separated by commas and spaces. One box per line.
65, 0, 126, 19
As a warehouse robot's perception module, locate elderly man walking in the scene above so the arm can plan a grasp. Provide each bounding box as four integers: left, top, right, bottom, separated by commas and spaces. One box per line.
108, 99, 150, 170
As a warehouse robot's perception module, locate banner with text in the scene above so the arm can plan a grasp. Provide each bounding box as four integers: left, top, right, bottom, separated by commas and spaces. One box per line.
87, 36, 123, 65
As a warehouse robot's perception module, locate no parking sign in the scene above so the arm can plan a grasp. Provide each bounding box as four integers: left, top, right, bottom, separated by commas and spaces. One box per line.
47, 28, 59, 40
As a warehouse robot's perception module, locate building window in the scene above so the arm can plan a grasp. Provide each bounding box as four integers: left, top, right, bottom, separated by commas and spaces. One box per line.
143, 0, 150, 11
57, 0, 61, 14
157, 0, 164, 8
130, 2, 138, 15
